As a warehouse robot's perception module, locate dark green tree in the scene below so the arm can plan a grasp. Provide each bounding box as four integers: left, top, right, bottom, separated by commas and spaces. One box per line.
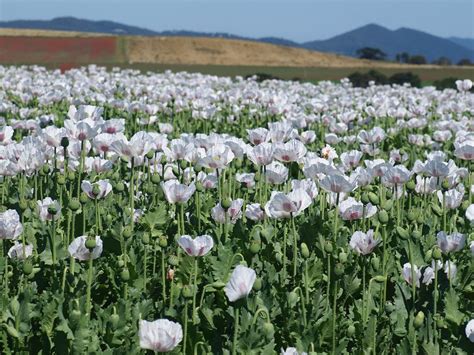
408, 55, 427, 65
432, 57, 452, 66
457, 58, 472, 66
356, 47, 387, 61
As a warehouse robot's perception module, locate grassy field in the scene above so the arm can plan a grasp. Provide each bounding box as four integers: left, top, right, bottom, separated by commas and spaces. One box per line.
40, 63, 474, 82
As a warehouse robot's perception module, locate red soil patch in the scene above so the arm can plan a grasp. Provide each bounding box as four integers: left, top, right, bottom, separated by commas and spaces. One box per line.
0, 36, 117, 64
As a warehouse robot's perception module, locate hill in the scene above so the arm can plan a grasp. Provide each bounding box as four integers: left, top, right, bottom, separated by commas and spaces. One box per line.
304, 24, 474, 63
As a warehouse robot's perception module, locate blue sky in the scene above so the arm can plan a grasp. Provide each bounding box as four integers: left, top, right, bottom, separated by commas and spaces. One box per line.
0, 0, 473, 41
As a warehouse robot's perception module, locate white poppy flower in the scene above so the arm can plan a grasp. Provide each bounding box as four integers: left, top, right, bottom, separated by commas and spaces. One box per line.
177, 235, 214, 257
138, 319, 183, 352
68, 235, 103, 261
224, 265, 256, 302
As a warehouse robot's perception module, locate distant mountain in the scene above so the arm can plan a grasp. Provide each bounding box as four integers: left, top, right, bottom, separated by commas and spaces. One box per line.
1, 17, 473, 63
304, 24, 474, 63
0, 17, 159, 35
449, 37, 474, 51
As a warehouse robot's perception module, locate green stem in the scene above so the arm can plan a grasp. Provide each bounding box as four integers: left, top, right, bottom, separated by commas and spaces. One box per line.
183, 301, 188, 354
433, 261, 438, 344
162, 249, 166, 302
331, 280, 338, 354
192, 258, 198, 324
86, 256, 93, 318
291, 215, 298, 278
232, 307, 240, 355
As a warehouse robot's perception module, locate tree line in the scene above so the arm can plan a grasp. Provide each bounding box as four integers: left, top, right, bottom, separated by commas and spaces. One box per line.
356, 47, 473, 66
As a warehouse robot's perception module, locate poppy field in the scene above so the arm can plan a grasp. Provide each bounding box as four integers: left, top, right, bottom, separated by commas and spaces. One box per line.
0, 65, 473, 354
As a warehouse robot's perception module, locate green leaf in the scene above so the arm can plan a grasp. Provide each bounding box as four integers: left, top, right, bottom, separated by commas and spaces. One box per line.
444, 288, 465, 326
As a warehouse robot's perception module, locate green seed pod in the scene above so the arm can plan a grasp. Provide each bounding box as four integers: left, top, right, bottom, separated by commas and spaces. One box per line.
57, 174, 66, 185
414, 311, 425, 329
158, 235, 168, 248
334, 263, 344, 276
180, 160, 187, 170
371, 256, 380, 271
105, 214, 113, 224
374, 275, 386, 283
114, 181, 125, 192
441, 179, 450, 192
262, 322, 274, 339
396, 226, 409, 240
412, 230, 422, 239
250, 240, 261, 254
301, 243, 310, 259
385, 189, 393, 199
221, 198, 232, 210
288, 291, 298, 305
10, 298, 20, 316
210, 281, 226, 289
23, 260, 33, 275
424, 250, 433, 263
110, 313, 120, 330
47, 205, 58, 216
253, 278, 262, 291
112, 172, 120, 181
338, 251, 348, 263
324, 241, 333, 254
461, 200, 470, 211
233, 159, 242, 169
260, 227, 273, 240
182, 285, 193, 298
151, 174, 161, 185
196, 182, 204, 192
382, 200, 393, 211
122, 226, 133, 239
120, 268, 130, 281
144, 183, 154, 194
146, 150, 155, 160
67, 171, 75, 181
28, 200, 37, 210
42, 165, 50, 175
407, 209, 417, 222
347, 324, 356, 336
432, 247, 442, 260
117, 259, 125, 268
92, 184, 101, 197
416, 214, 424, 224
378, 210, 389, 224
19, 199, 28, 211
160, 155, 168, 164
168, 255, 179, 266
361, 193, 370, 204
142, 234, 150, 245
85, 238, 96, 250
368, 192, 380, 206
79, 192, 89, 204
406, 180, 416, 191
68, 198, 81, 211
